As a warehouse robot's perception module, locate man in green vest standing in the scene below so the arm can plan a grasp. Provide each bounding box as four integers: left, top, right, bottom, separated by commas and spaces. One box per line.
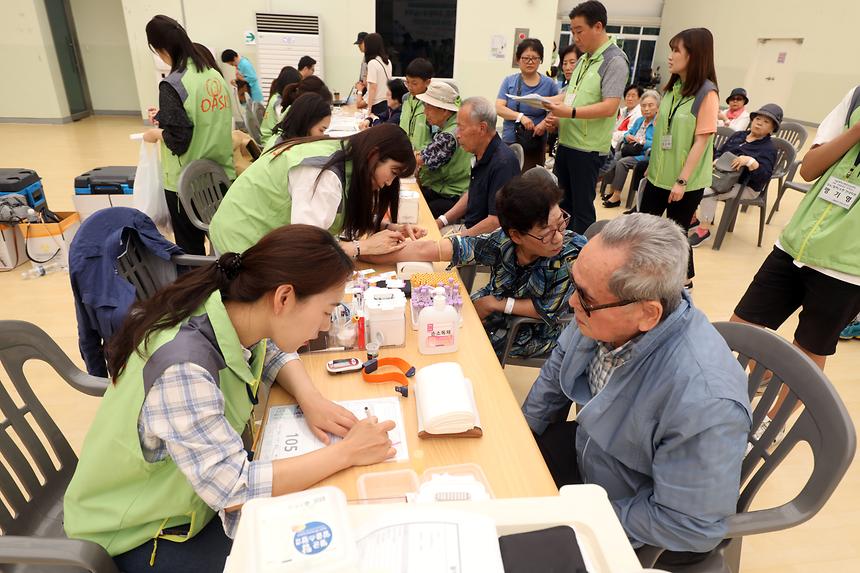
543, 1, 629, 233
415, 81, 473, 218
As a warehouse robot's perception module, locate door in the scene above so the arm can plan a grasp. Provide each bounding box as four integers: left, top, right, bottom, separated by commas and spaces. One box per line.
44, 0, 91, 119
744, 38, 802, 109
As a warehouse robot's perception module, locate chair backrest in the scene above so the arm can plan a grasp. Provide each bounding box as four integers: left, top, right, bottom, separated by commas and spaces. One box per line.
116, 231, 178, 301
713, 126, 735, 152
774, 121, 808, 153
0, 321, 108, 536
176, 159, 231, 233
712, 321, 856, 539
583, 219, 608, 240
769, 137, 797, 181
509, 143, 525, 170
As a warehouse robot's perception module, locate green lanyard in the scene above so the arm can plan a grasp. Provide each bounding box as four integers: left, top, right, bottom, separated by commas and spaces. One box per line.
570, 56, 595, 93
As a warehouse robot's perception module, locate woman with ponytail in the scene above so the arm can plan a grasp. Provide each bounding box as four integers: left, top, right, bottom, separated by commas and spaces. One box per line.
64, 225, 396, 572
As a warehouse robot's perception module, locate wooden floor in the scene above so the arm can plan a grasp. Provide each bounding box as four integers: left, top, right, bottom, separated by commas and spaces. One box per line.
1, 116, 857, 572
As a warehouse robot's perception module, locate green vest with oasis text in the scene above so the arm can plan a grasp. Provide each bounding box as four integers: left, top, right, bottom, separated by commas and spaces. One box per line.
418, 113, 473, 198
259, 94, 282, 148
400, 94, 431, 150
64, 291, 265, 557
779, 99, 860, 276
647, 80, 717, 191
559, 38, 628, 152
209, 138, 351, 253
161, 60, 236, 191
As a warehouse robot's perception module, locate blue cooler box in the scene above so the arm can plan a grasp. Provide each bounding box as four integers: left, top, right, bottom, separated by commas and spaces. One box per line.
74, 166, 136, 195
0, 168, 47, 211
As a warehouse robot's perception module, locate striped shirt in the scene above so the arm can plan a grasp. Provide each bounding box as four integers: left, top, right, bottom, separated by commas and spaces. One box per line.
137, 343, 295, 537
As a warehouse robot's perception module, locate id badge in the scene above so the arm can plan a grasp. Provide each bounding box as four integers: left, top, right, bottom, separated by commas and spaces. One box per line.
564, 89, 576, 107
660, 134, 673, 150
818, 176, 860, 210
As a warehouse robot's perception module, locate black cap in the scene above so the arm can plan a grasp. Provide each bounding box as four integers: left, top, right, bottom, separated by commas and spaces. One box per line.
726, 87, 749, 105
354, 32, 368, 45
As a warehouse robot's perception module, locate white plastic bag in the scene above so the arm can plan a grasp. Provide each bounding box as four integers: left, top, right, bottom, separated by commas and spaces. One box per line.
133, 141, 171, 232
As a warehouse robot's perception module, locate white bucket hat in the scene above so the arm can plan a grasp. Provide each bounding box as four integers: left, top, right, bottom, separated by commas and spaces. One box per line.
416, 80, 460, 112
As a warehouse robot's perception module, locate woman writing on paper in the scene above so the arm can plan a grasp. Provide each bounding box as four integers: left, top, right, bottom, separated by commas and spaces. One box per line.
64, 225, 396, 572
209, 123, 425, 256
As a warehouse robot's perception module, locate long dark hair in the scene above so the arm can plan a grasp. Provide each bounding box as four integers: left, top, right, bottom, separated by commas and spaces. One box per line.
106, 225, 353, 378
145, 15, 210, 74
271, 124, 416, 240
664, 28, 718, 97
270, 66, 302, 102
281, 75, 333, 112
273, 93, 332, 140
363, 33, 389, 65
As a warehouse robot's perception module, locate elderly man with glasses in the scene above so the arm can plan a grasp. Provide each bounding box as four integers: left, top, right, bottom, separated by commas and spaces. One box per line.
364, 170, 584, 360
522, 213, 752, 562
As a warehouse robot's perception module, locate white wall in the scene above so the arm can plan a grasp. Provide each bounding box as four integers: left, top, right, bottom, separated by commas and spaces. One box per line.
656, 0, 860, 124
70, 0, 139, 112
557, 0, 664, 21
119, 0, 560, 117
0, 1, 69, 120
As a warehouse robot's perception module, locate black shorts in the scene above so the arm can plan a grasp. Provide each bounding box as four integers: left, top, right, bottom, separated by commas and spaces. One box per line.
734, 247, 860, 355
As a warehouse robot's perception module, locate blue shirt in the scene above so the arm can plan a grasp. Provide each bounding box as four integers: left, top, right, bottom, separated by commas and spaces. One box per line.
497, 73, 559, 143
69, 207, 183, 377
465, 134, 521, 228
522, 293, 752, 553
237, 56, 263, 102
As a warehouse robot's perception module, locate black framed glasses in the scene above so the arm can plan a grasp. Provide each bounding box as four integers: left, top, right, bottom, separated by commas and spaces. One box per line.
526, 210, 571, 243
571, 278, 639, 317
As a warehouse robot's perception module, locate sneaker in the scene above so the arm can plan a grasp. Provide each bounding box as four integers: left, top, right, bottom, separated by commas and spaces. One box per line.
839, 321, 860, 340
688, 228, 711, 248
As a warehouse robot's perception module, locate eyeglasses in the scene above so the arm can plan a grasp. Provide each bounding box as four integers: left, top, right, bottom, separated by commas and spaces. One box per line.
526, 210, 571, 243
570, 278, 639, 317
520, 56, 541, 63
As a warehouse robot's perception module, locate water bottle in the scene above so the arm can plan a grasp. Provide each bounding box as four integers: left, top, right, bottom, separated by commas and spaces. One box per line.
21, 261, 64, 280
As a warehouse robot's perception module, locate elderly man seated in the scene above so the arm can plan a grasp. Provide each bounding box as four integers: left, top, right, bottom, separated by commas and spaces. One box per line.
522, 214, 752, 564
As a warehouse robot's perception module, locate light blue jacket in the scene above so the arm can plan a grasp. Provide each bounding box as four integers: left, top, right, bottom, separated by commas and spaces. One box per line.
623, 116, 655, 162
522, 293, 752, 553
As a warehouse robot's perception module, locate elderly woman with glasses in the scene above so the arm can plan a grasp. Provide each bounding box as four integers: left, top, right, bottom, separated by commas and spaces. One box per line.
523, 213, 752, 561
363, 170, 586, 361
495, 38, 560, 172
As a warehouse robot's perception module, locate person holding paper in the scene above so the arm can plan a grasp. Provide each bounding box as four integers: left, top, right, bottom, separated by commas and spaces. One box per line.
64, 225, 398, 573
522, 214, 751, 564
365, 171, 585, 360
495, 38, 559, 172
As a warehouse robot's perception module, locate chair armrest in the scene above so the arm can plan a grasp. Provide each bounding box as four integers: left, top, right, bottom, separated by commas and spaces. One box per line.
0, 536, 119, 573
500, 315, 545, 367
784, 158, 802, 183
173, 254, 217, 267
66, 371, 111, 397
635, 544, 665, 568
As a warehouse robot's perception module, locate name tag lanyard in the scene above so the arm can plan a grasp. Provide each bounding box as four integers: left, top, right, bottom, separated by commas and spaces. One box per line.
665, 91, 693, 133
565, 56, 596, 105
842, 147, 860, 179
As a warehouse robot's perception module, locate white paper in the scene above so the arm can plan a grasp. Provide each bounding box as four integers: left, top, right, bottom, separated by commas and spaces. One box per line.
258, 398, 408, 463
505, 93, 552, 109
354, 507, 504, 573
415, 363, 480, 435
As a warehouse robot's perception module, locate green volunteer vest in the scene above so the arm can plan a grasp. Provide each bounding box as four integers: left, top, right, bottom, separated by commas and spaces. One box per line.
559, 38, 627, 152
780, 104, 860, 275
417, 113, 473, 198
160, 60, 236, 191
647, 80, 716, 191
259, 94, 282, 147
64, 291, 265, 557
400, 94, 431, 150
209, 138, 351, 253
261, 104, 292, 153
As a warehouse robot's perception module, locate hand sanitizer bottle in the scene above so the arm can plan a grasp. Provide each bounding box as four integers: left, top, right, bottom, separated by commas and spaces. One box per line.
418, 294, 459, 354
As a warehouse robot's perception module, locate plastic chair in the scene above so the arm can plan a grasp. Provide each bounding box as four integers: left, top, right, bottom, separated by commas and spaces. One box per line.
498, 220, 605, 368
766, 159, 814, 224
116, 231, 215, 301
711, 137, 796, 250
0, 320, 117, 573
176, 159, 231, 236
637, 321, 856, 573
713, 126, 735, 153
509, 143, 525, 170
773, 121, 808, 154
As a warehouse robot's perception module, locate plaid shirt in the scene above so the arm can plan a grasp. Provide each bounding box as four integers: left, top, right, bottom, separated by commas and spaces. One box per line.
449, 228, 586, 358
138, 344, 294, 537
587, 337, 639, 397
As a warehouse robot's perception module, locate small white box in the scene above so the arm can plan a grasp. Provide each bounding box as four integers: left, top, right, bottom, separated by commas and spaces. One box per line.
0, 224, 26, 270
397, 190, 420, 224
73, 194, 136, 221
364, 287, 406, 346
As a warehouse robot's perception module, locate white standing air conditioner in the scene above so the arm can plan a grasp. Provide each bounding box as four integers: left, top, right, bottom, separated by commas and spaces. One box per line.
255, 12, 324, 95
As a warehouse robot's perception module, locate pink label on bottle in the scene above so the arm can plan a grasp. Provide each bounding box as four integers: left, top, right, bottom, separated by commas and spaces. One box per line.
426, 322, 455, 346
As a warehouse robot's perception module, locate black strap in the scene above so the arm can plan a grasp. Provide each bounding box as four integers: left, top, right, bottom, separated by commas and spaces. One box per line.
514, 75, 523, 114
666, 92, 693, 131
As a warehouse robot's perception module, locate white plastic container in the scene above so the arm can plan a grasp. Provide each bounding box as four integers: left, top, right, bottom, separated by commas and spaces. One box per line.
397, 189, 420, 224
364, 287, 406, 346
418, 295, 459, 354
